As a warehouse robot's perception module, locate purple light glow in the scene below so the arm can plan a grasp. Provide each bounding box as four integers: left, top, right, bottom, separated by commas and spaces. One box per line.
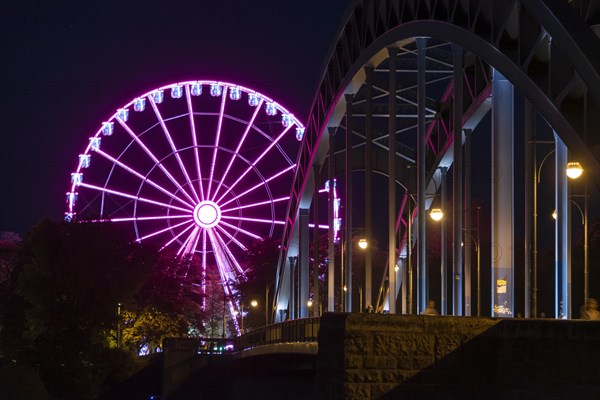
66, 80, 304, 328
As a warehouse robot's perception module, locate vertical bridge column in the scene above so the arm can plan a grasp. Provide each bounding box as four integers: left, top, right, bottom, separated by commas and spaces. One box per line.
365, 66, 373, 312
299, 207, 310, 318
491, 69, 515, 317
345, 94, 354, 312
452, 44, 464, 316
328, 128, 336, 312
416, 37, 428, 313
312, 165, 321, 316
555, 135, 571, 319
388, 47, 397, 314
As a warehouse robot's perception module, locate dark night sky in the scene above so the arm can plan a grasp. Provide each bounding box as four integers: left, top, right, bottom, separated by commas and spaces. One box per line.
0, 0, 352, 235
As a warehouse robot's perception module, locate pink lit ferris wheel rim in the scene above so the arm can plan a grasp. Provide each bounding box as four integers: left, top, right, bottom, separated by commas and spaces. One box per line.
65, 80, 306, 332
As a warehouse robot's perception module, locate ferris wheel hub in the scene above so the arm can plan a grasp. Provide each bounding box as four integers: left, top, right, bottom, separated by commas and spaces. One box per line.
193, 200, 221, 229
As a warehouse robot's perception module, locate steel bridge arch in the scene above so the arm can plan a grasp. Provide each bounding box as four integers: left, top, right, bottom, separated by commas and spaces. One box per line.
274, 0, 600, 320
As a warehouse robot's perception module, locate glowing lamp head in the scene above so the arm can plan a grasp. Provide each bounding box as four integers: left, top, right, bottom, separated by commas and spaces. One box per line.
193, 201, 221, 229
358, 238, 368, 249
552, 210, 557, 220
566, 162, 583, 179
250, 300, 258, 308
307, 300, 313, 307
429, 208, 444, 221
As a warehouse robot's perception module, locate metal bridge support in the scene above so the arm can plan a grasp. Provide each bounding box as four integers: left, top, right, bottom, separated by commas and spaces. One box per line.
388, 47, 398, 314
555, 134, 571, 319
328, 128, 336, 312
416, 37, 428, 314
441, 167, 448, 315
312, 165, 321, 316
452, 44, 464, 316
365, 66, 374, 312
299, 208, 310, 318
345, 94, 354, 312
491, 69, 515, 317
464, 129, 472, 317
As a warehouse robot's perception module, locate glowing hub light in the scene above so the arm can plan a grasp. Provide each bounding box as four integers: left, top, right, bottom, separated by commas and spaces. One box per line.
229, 86, 241, 100
358, 238, 368, 249
102, 121, 114, 136
248, 93, 260, 106
79, 154, 90, 168
152, 89, 164, 104
210, 83, 222, 97
265, 102, 277, 116
429, 208, 444, 221
190, 82, 202, 96
295, 127, 305, 141
171, 85, 183, 99
566, 162, 583, 179
134, 97, 146, 112
71, 172, 83, 185
90, 137, 101, 151
282, 113, 293, 127
193, 201, 221, 229
117, 108, 129, 122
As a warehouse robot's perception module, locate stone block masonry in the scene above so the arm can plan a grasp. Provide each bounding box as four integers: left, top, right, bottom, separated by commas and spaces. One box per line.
316, 313, 600, 400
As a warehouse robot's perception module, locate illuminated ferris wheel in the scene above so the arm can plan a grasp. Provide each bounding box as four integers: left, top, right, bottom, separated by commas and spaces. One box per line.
66, 80, 304, 332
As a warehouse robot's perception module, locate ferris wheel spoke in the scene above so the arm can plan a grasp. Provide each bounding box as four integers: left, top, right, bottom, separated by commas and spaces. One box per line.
135, 219, 194, 243
110, 214, 191, 223
160, 223, 196, 251
116, 117, 196, 204
211, 98, 264, 202
219, 164, 295, 208
214, 230, 245, 276
177, 226, 200, 257
221, 215, 284, 225
201, 229, 207, 309
219, 220, 262, 240
78, 182, 193, 214
206, 87, 228, 199
148, 96, 200, 203
215, 224, 248, 251
94, 149, 194, 209
216, 124, 294, 204
221, 196, 289, 213
185, 85, 206, 201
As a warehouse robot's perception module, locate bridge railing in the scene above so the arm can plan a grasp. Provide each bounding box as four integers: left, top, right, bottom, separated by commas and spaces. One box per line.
235, 316, 320, 351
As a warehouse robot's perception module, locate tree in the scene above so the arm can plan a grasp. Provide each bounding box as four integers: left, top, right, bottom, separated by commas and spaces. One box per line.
3, 218, 155, 400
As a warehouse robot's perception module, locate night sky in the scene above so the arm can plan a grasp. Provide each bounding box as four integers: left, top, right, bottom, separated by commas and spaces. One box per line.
0, 0, 351, 235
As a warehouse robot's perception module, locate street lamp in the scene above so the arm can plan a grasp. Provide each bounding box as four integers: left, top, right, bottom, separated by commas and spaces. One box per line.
236, 299, 258, 334
566, 161, 588, 305
340, 234, 367, 312
429, 208, 444, 221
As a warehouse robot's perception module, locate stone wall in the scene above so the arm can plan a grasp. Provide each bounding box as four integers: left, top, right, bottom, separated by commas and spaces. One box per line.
316, 313, 600, 400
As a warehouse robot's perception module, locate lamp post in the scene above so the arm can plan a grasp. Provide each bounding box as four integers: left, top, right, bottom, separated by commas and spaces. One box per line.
340, 234, 368, 312
566, 162, 588, 305
265, 280, 275, 325
235, 299, 258, 334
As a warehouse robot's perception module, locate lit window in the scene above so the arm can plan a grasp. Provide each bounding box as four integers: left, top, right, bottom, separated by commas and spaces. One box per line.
152, 89, 164, 104
248, 93, 260, 106
210, 83, 222, 97
71, 172, 83, 185
90, 137, 101, 151
117, 108, 129, 122
102, 121, 114, 136
78, 154, 90, 168
229, 86, 241, 100
190, 82, 202, 96
134, 97, 146, 112
171, 85, 183, 99
265, 102, 277, 116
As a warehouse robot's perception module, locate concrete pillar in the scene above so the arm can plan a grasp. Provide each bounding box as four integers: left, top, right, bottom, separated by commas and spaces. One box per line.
491, 69, 515, 317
